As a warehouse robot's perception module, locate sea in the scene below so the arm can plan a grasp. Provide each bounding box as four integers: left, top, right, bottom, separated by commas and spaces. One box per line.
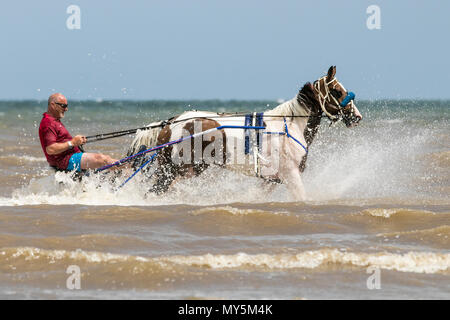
0, 99, 448, 299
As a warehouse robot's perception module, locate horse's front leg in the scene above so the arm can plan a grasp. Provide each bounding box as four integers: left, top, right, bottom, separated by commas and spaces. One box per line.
282, 164, 306, 201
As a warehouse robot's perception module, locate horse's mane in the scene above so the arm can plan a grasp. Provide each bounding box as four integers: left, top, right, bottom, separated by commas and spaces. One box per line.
127, 120, 164, 156
298, 82, 321, 115
265, 82, 320, 117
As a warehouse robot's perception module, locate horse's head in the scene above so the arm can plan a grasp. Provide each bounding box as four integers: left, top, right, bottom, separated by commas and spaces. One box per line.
313, 66, 362, 127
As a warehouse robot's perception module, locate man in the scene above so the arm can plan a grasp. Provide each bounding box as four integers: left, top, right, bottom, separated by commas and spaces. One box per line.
39, 93, 117, 172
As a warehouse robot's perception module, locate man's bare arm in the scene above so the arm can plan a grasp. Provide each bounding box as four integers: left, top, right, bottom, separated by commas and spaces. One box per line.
46, 135, 86, 155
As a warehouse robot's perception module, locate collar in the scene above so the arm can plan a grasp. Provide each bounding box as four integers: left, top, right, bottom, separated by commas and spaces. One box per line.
43, 112, 60, 122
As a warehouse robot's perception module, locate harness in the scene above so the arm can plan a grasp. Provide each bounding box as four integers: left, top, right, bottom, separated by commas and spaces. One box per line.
263, 118, 308, 153
244, 112, 264, 155
244, 112, 265, 176
242, 112, 309, 177
92, 115, 308, 189
80, 78, 358, 189
314, 76, 355, 122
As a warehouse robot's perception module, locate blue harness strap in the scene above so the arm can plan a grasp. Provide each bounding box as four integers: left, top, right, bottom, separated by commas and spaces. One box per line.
244, 113, 264, 155
283, 118, 308, 153
117, 151, 159, 190
263, 117, 308, 154
256, 112, 264, 152
244, 114, 252, 154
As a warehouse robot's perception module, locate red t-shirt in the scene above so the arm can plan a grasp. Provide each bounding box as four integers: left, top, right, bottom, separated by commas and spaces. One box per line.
39, 112, 80, 169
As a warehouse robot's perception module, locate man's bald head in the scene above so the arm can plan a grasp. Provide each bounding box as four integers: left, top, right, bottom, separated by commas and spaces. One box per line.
48, 93, 66, 106
47, 93, 68, 119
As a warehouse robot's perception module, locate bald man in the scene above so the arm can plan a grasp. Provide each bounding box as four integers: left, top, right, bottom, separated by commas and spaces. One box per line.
39, 93, 118, 172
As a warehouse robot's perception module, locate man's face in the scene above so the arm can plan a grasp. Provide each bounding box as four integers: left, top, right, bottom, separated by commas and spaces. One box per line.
51, 97, 68, 119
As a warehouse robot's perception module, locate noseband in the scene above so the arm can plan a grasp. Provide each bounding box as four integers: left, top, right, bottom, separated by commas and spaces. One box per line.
313, 76, 356, 122
340, 91, 355, 108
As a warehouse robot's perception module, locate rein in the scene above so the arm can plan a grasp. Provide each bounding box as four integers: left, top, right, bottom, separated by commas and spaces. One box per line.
86, 77, 354, 146
84, 113, 325, 144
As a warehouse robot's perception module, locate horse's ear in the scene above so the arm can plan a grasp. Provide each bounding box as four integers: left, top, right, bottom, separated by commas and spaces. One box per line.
327, 66, 336, 82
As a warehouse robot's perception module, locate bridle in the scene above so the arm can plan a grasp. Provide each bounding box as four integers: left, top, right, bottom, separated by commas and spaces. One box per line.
313, 76, 356, 123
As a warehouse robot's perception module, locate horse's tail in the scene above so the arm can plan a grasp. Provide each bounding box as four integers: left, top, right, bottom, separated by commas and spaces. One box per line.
127, 121, 164, 156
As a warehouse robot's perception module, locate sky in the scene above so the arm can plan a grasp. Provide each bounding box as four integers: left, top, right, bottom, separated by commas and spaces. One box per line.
1, 0, 450, 100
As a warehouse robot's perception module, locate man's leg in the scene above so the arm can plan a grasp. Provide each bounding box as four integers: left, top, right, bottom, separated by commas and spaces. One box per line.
80, 153, 118, 170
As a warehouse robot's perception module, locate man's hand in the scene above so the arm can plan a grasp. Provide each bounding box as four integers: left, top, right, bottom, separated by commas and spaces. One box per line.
71, 135, 86, 147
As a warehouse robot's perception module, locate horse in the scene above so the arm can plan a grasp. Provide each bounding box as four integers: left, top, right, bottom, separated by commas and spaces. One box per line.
127, 66, 362, 201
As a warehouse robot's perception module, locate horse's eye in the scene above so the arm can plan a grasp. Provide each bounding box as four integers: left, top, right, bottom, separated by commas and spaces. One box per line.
330, 89, 342, 99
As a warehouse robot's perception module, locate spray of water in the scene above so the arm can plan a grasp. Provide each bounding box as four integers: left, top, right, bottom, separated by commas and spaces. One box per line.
1, 104, 447, 206
303, 117, 446, 202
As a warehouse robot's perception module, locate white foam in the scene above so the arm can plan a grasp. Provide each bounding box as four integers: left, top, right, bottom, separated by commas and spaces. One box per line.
0, 166, 290, 206
163, 250, 450, 274
6, 247, 448, 274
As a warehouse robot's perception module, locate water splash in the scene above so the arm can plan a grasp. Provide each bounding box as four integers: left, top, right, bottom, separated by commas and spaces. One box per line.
303, 115, 447, 201
1, 101, 448, 206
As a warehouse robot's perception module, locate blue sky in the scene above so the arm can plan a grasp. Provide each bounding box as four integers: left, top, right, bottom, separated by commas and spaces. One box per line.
1, 0, 449, 100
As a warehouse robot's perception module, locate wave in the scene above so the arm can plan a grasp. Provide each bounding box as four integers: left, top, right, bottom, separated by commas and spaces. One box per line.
2, 246, 448, 275
164, 250, 450, 274
360, 208, 436, 219
1, 247, 150, 264
190, 206, 288, 216
378, 225, 450, 237
0, 155, 46, 166
376, 225, 450, 248
0, 233, 150, 252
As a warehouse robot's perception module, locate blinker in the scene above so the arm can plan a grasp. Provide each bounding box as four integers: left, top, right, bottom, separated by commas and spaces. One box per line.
340, 91, 355, 107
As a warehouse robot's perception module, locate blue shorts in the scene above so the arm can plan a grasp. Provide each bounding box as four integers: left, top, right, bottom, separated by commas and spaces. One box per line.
67, 152, 84, 172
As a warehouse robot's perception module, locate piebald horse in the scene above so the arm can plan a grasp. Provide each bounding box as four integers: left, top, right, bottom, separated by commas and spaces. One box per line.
127, 66, 362, 200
